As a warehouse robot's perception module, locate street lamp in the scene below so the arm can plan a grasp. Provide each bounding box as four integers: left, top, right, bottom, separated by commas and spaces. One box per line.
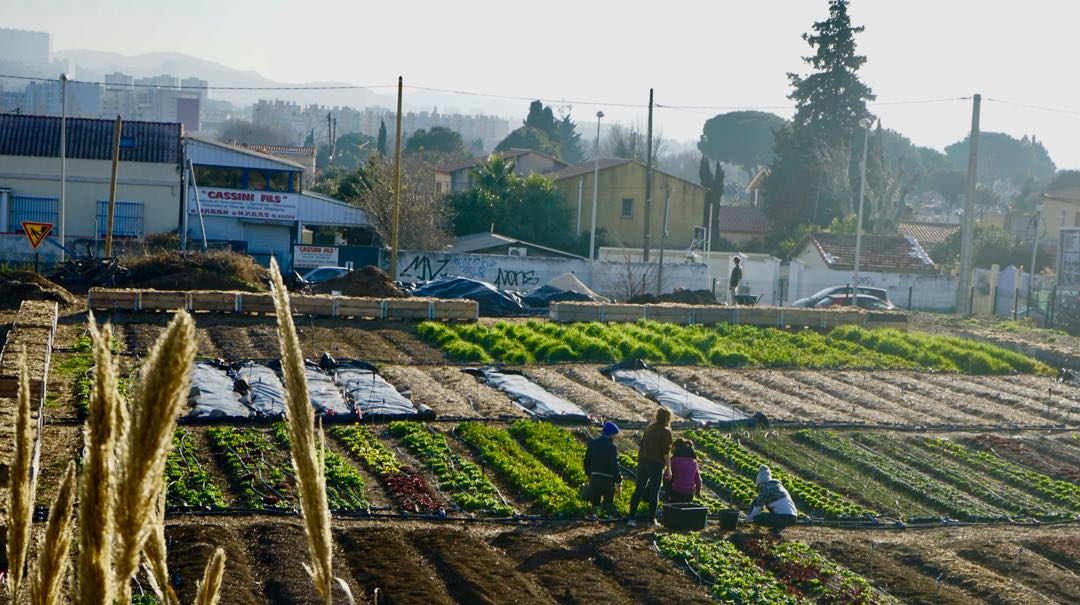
59, 73, 68, 262
851, 116, 874, 305
589, 110, 604, 261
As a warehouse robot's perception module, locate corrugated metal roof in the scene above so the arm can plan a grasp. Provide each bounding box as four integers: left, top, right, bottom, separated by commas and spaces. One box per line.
435, 149, 568, 174
186, 135, 305, 170
446, 231, 585, 259
298, 190, 367, 226
0, 113, 182, 164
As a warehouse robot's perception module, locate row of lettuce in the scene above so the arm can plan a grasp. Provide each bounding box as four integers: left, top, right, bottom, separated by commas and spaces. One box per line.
417, 320, 1049, 374
165, 422, 1080, 524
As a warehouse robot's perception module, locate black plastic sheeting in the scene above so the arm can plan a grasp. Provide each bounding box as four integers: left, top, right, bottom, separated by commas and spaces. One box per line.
600, 360, 764, 426
328, 358, 436, 420
523, 285, 594, 309
188, 362, 253, 419
463, 366, 589, 421
410, 275, 525, 316
234, 361, 286, 417
304, 361, 353, 416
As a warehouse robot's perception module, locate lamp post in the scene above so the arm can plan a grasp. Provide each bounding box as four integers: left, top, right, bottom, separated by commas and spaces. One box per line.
589, 110, 604, 261
852, 117, 874, 305
59, 73, 68, 262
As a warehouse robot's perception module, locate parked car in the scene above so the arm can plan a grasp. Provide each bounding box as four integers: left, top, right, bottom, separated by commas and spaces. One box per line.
302, 266, 351, 284
791, 285, 891, 308
815, 294, 897, 310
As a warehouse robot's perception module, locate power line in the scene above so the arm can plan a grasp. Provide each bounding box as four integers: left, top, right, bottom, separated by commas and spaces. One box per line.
0, 73, 396, 91
985, 97, 1080, 117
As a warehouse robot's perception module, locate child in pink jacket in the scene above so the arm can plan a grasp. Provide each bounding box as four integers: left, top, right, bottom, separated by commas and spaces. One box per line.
664, 438, 702, 503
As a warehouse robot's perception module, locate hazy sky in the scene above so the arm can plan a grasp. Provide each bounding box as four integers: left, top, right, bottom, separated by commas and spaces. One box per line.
5, 0, 1080, 168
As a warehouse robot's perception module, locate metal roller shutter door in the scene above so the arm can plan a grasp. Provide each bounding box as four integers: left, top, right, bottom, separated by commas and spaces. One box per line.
243, 222, 293, 266
192, 215, 245, 243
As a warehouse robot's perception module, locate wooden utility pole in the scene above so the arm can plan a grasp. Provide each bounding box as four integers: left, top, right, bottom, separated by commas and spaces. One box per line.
389, 77, 404, 278
642, 88, 654, 261
656, 184, 671, 295
956, 94, 981, 314
104, 114, 122, 257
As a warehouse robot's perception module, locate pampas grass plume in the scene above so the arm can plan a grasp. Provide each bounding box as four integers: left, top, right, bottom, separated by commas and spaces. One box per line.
6, 348, 36, 600
192, 548, 226, 605
29, 461, 76, 605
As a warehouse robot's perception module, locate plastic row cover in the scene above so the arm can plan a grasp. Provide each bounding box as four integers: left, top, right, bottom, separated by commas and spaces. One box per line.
601, 360, 753, 425
334, 360, 435, 420
465, 366, 589, 421
187, 358, 433, 420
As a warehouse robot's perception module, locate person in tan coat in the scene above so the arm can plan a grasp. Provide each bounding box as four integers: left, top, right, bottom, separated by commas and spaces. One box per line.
627, 407, 673, 527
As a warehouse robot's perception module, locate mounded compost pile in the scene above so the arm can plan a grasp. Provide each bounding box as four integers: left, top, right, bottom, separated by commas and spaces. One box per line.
0, 271, 78, 307
312, 265, 405, 298
116, 250, 269, 291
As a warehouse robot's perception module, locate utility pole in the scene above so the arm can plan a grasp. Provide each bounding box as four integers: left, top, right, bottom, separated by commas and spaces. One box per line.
390, 77, 404, 278
656, 185, 671, 295
104, 114, 122, 257
58, 73, 68, 261
956, 93, 981, 314
642, 88, 654, 261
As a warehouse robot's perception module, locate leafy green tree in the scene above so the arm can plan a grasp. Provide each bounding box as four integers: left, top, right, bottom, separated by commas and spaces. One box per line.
377, 119, 388, 156
406, 126, 466, 155
930, 225, 1047, 271
316, 132, 374, 171
923, 169, 967, 206
524, 100, 559, 136
495, 126, 561, 158
698, 111, 786, 175
218, 119, 294, 146
558, 114, 584, 164
448, 155, 593, 255
762, 0, 874, 233
945, 132, 1056, 187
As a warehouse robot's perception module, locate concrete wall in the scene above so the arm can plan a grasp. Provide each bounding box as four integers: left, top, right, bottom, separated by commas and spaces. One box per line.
598, 247, 783, 305
787, 259, 957, 311
0, 155, 180, 240
396, 250, 707, 299
0, 233, 63, 268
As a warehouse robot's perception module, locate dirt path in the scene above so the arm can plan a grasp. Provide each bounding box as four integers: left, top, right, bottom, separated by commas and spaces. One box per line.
381, 365, 482, 418
525, 367, 647, 422
554, 365, 659, 419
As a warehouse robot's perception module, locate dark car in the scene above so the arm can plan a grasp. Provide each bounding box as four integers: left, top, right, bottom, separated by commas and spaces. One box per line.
302, 266, 350, 284
815, 294, 897, 310
791, 285, 891, 308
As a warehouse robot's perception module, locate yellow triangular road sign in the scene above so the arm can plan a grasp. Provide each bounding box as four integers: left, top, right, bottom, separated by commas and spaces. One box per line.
22, 221, 54, 249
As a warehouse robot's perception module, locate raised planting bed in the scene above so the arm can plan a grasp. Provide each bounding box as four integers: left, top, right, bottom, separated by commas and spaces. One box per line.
794, 430, 1007, 521
269, 422, 369, 510
689, 429, 873, 519
166, 428, 227, 508
732, 533, 901, 605
509, 420, 635, 514
549, 301, 907, 330
418, 319, 1048, 375
207, 426, 295, 509
388, 421, 512, 515
455, 421, 587, 515
657, 533, 808, 604
332, 424, 444, 513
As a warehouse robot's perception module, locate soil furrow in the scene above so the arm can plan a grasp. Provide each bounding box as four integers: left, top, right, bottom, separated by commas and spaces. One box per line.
337, 527, 458, 605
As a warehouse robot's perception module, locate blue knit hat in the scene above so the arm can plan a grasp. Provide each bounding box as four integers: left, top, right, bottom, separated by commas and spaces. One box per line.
602, 421, 620, 436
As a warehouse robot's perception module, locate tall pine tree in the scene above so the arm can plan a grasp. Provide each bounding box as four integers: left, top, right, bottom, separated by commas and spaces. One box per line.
377, 119, 388, 156
762, 0, 874, 233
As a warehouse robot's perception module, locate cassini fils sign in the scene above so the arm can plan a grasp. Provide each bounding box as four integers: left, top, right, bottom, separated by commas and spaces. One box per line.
190, 187, 299, 221
293, 245, 339, 269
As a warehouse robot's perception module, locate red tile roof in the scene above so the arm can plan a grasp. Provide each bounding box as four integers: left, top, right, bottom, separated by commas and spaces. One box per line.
550, 157, 634, 180
0, 113, 182, 164
717, 205, 771, 235
898, 221, 959, 246
435, 149, 566, 173
807, 232, 937, 273
1044, 187, 1080, 203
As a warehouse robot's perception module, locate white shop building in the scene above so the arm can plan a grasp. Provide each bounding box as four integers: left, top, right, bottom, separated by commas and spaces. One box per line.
184, 135, 366, 268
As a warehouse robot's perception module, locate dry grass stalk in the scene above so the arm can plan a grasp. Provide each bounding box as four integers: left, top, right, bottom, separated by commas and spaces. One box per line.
113, 310, 196, 602
6, 348, 36, 601
142, 485, 177, 605
192, 548, 226, 605
76, 315, 122, 605
269, 259, 349, 604
29, 461, 76, 605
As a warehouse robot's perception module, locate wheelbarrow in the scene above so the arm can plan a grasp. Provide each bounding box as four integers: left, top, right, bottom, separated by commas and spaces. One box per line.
733, 293, 764, 306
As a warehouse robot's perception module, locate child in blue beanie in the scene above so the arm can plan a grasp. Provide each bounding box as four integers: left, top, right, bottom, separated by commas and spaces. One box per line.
584, 421, 623, 517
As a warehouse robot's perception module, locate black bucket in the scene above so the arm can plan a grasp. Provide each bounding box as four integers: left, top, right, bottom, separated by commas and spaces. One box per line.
719, 509, 740, 531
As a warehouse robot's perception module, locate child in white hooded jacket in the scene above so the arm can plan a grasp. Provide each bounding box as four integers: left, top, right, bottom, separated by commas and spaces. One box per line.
746, 464, 798, 535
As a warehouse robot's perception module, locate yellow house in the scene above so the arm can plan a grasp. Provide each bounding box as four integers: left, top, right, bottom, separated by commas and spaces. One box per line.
551, 159, 706, 250
1043, 187, 1080, 251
